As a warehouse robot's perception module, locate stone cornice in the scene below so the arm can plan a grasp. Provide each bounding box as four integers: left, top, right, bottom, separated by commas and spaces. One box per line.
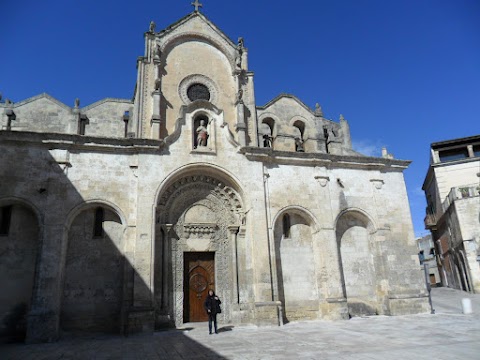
239, 147, 411, 171
257, 93, 314, 115
0, 93, 71, 111
82, 98, 133, 112
156, 11, 237, 49
0, 130, 164, 154
0, 93, 133, 112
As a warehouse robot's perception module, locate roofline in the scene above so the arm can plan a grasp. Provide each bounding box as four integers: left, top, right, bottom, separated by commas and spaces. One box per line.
0, 93, 132, 112
155, 11, 236, 49
83, 98, 133, 112
431, 134, 480, 149
0, 93, 71, 111
257, 93, 315, 115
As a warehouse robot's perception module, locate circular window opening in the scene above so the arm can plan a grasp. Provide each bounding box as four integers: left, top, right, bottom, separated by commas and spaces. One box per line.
187, 83, 210, 102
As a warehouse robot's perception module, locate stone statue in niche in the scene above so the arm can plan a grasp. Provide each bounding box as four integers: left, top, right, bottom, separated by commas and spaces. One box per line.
196, 120, 209, 147
153, 44, 161, 60
236, 37, 244, 69
154, 78, 161, 90
149, 21, 156, 33
237, 37, 244, 49
295, 137, 305, 152
235, 89, 243, 104
263, 134, 272, 148
235, 53, 242, 69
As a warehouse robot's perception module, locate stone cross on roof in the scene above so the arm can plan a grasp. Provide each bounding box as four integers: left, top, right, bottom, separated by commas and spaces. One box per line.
191, 0, 203, 12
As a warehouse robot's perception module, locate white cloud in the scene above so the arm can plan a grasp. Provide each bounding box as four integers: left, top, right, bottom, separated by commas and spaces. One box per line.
352, 139, 383, 157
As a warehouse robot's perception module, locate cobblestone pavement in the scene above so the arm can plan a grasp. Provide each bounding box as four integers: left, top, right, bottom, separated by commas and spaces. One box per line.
2, 288, 480, 360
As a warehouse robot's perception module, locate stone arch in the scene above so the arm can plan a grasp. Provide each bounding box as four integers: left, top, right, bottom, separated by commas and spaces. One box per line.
60, 201, 126, 334
258, 113, 281, 148
272, 206, 320, 322
458, 250, 473, 293
288, 115, 312, 139
154, 165, 245, 327
0, 197, 41, 342
335, 209, 378, 317
160, 33, 236, 72
455, 250, 472, 292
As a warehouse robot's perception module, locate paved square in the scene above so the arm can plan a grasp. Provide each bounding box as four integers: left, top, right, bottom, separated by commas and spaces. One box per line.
2, 288, 479, 359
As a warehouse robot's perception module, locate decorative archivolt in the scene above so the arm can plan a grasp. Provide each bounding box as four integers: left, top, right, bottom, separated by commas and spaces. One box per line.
159, 32, 236, 71
157, 174, 244, 225
178, 74, 219, 106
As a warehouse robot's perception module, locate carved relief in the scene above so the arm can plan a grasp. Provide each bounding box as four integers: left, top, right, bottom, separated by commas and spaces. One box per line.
178, 74, 218, 106
156, 174, 244, 326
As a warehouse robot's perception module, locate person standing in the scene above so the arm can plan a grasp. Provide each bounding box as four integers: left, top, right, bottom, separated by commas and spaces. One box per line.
204, 289, 221, 334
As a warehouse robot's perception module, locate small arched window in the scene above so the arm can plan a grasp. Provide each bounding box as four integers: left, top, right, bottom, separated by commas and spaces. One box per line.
282, 214, 291, 238
293, 120, 305, 152
93, 207, 104, 238
261, 118, 275, 148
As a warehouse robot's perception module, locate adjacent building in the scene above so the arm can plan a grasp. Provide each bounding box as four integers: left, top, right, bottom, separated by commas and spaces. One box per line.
0, 7, 429, 343
423, 135, 480, 293
417, 234, 441, 287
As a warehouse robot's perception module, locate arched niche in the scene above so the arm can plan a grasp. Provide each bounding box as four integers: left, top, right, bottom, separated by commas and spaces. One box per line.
273, 208, 319, 322
0, 201, 40, 342
154, 170, 245, 328
61, 203, 126, 334
260, 117, 275, 148
335, 210, 377, 317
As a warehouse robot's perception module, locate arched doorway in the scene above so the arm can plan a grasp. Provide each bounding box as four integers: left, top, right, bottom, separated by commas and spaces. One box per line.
155, 171, 244, 327
61, 204, 125, 334
273, 209, 319, 322
336, 210, 377, 317
0, 201, 40, 342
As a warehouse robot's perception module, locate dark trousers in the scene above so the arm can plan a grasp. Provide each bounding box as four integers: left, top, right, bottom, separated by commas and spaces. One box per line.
208, 313, 217, 333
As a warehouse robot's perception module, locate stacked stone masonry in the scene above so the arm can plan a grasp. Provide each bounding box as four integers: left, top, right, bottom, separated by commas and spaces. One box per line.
0, 10, 430, 343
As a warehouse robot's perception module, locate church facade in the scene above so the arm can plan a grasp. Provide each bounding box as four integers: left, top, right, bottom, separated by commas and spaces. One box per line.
0, 9, 429, 343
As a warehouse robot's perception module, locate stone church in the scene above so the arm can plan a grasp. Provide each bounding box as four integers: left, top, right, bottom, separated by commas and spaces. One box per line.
0, 6, 429, 343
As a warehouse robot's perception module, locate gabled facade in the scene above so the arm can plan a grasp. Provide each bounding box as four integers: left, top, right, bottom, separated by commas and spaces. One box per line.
0, 10, 429, 343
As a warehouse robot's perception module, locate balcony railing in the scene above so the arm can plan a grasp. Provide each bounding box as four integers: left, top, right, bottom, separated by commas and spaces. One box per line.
424, 213, 437, 229
442, 183, 480, 212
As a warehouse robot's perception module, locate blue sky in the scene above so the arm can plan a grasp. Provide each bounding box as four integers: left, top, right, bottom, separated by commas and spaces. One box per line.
1, 0, 479, 237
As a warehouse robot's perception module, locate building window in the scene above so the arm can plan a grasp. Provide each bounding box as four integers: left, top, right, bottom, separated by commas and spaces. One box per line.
0, 206, 13, 236
187, 83, 210, 102
261, 118, 274, 148
438, 147, 469, 162
93, 207, 104, 237
473, 145, 480, 157
282, 214, 291, 238
293, 120, 305, 152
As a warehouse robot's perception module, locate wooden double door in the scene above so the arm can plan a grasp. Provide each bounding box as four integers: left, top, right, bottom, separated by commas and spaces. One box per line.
183, 252, 215, 322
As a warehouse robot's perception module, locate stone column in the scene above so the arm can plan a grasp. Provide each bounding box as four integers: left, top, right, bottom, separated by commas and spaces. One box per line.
228, 226, 240, 303
235, 103, 247, 147
26, 180, 69, 343
126, 195, 155, 334
467, 145, 475, 158
314, 173, 348, 319
26, 224, 65, 343
151, 90, 162, 139
151, 59, 163, 140
340, 115, 352, 150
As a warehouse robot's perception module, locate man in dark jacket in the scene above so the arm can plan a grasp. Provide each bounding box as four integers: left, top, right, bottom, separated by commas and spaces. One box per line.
204, 289, 221, 334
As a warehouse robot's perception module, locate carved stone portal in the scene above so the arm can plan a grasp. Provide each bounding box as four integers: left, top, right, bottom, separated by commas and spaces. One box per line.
155, 174, 244, 327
